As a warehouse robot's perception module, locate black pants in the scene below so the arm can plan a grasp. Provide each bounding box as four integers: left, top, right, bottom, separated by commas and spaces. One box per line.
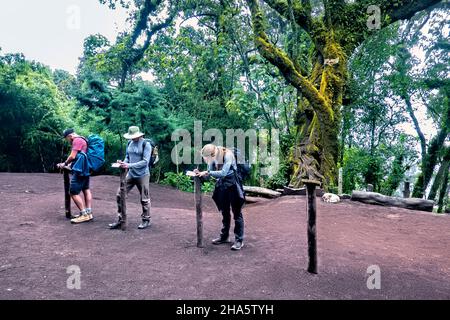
215, 185, 244, 242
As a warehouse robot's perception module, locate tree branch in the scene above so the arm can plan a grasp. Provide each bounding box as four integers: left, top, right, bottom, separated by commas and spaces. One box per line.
385, 0, 443, 25
263, 0, 312, 33
246, 0, 331, 121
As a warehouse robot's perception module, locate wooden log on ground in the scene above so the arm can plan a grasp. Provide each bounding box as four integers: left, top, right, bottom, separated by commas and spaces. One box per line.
351, 191, 434, 212
244, 186, 281, 198
245, 196, 271, 204
283, 186, 306, 196
194, 176, 204, 248
283, 186, 325, 197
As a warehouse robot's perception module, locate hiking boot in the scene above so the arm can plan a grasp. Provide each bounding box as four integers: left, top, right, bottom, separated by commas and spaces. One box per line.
68, 213, 81, 220
108, 221, 123, 230
231, 241, 244, 251
138, 220, 151, 230
212, 237, 230, 245
71, 214, 93, 224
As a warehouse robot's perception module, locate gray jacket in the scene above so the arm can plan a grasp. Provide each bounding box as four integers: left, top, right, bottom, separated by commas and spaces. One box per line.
124, 139, 152, 178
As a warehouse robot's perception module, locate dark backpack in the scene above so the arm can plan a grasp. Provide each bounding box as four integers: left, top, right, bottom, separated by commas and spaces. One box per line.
127, 139, 159, 168
227, 147, 251, 182
80, 135, 105, 172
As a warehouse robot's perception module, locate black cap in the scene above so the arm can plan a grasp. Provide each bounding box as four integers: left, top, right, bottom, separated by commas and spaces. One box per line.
63, 128, 75, 138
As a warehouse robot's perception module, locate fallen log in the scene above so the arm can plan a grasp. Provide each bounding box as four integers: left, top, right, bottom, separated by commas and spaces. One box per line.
283, 186, 306, 196
351, 191, 434, 212
245, 196, 271, 204
244, 186, 281, 198
339, 194, 352, 200
283, 186, 325, 197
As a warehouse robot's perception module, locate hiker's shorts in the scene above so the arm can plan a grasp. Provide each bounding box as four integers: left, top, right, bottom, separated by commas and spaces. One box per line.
70, 174, 90, 195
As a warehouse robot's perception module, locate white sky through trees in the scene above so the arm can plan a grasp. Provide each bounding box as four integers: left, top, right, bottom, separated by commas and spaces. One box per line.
0, 0, 129, 74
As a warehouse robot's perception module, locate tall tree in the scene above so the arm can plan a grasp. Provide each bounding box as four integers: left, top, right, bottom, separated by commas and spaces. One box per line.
245, 0, 443, 188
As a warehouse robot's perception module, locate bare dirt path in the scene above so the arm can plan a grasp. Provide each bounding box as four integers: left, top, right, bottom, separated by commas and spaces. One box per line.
0, 173, 449, 300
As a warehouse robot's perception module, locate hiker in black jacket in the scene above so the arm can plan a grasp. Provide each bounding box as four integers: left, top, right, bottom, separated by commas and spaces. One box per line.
195, 144, 245, 251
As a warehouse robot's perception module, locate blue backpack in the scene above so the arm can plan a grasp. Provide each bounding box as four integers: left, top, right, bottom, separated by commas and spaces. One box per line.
80, 135, 105, 172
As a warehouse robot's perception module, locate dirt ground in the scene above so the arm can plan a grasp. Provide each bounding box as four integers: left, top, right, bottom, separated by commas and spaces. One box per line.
0, 173, 449, 300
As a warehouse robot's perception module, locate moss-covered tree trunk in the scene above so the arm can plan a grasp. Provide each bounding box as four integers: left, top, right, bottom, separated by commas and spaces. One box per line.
245, 0, 442, 189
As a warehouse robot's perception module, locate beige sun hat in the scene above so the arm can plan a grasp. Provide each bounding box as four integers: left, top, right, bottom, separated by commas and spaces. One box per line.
123, 126, 145, 140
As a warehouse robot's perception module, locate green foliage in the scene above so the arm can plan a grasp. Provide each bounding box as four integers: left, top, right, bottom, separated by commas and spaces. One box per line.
263, 161, 289, 190
161, 172, 214, 193
342, 147, 374, 193
262, 132, 294, 189
0, 52, 73, 172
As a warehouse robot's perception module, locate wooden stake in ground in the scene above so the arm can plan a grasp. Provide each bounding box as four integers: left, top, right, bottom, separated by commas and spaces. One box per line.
119, 167, 128, 231
194, 176, 204, 248
302, 179, 320, 274
63, 167, 72, 219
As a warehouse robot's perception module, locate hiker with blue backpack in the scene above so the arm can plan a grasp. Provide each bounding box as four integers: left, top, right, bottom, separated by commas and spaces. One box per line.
58, 129, 97, 224
194, 144, 248, 251
109, 126, 155, 230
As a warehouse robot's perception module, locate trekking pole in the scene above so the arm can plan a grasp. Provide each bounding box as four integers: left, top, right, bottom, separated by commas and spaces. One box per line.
194, 175, 204, 248
63, 166, 72, 219
303, 179, 320, 274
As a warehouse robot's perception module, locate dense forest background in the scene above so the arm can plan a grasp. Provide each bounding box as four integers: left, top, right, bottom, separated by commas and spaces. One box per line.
0, 0, 448, 211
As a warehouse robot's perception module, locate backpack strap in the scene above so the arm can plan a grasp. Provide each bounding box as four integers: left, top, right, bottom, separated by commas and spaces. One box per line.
142, 140, 147, 157
76, 136, 89, 151
220, 148, 237, 173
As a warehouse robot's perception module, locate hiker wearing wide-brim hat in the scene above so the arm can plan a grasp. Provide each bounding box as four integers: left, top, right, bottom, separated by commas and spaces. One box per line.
123, 126, 145, 140
109, 126, 153, 230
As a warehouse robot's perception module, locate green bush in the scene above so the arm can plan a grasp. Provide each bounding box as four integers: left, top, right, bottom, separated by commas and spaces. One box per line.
161, 172, 216, 193
262, 161, 289, 190
161, 172, 193, 192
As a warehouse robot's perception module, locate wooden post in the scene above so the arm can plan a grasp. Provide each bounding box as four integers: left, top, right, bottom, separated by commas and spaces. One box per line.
119, 168, 127, 231
403, 181, 410, 198
63, 168, 72, 219
338, 168, 343, 195
303, 179, 320, 274
194, 176, 204, 248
